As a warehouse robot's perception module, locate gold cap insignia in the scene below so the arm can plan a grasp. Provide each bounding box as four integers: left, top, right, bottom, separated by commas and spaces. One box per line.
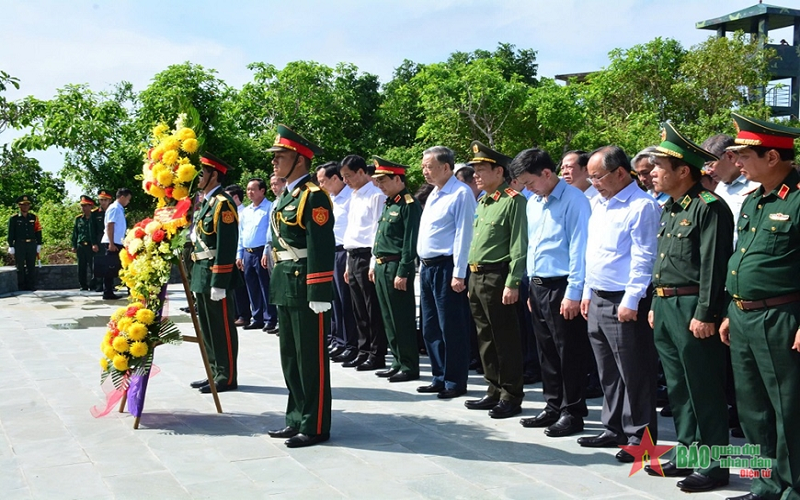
472, 144, 479, 153
733, 120, 740, 134
373, 159, 380, 168
274, 134, 281, 145
660, 128, 667, 141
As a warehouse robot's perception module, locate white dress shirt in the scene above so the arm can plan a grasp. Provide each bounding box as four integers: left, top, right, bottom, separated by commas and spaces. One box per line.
342, 181, 385, 250
331, 185, 352, 246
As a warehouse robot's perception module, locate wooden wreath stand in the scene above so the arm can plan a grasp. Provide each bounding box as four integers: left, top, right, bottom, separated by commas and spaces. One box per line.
118, 259, 223, 429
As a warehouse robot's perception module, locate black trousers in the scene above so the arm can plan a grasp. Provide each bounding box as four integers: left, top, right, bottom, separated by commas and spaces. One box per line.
331, 247, 356, 348
529, 277, 589, 417
103, 244, 121, 296
346, 251, 386, 359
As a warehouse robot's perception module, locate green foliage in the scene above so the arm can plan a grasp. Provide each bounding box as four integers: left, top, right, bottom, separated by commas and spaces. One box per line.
0, 145, 66, 206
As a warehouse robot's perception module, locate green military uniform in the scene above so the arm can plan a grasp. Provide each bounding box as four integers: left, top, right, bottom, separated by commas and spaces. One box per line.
72, 195, 100, 290
467, 141, 528, 406
91, 189, 113, 291
650, 122, 733, 481
371, 157, 422, 377
191, 154, 241, 388
7, 195, 42, 291
268, 125, 335, 438
725, 113, 800, 500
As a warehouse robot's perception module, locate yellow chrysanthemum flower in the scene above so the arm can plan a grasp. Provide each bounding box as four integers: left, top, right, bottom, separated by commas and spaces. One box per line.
156, 170, 174, 187
176, 127, 196, 141
163, 137, 181, 151
149, 184, 166, 198
100, 358, 109, 371
127, 323, 148, 342
151, 145, 165, 161
103, 344, 116, 359
179, 156, 190, 164
176, 164, 197, 184
162, 150, 179, 166
112, 336, 129, 353
136, 308, 156, 325
171, 185, 188, 201
129, 341, 149, 358
145, 221, 162, 235
152, 123, 169, 138
112, 354, 129, 371
112, 307, 127, 321
182, 138, 199, 154
117, 317, 133, 333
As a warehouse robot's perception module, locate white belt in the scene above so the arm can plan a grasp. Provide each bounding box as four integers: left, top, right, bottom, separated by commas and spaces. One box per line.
274, 248, 308, 262
192, 249, 217, 261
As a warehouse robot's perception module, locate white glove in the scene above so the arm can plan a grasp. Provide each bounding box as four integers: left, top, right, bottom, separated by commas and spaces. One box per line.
309, 301, 331, 314
210, 287, 225, 301
36, 245, 41, 253
8, 248, 14, 255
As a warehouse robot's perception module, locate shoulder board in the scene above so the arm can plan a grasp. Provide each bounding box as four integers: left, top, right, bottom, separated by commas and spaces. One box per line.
699, 191, 718, 204
91, 207, 99, 212
215, 193, 228, 201
504, 188, 519, 198
76, 214, 82, 218
404, 193, 414, 204
305, 182, 320, 192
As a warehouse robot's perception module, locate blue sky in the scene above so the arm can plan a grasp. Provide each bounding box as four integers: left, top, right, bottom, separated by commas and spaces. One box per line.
0, 0, 784, 195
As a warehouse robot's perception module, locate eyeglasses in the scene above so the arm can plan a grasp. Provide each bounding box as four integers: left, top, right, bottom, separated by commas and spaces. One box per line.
588, 167, 619, 184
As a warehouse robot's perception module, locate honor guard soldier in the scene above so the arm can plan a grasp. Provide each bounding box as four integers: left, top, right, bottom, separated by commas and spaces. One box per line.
464, 141, 528, 418
265, 125, 335, 448
72, 195, 100, 291
92, 189, 114, 292
188, 153, 241, 394
648, 123, 733, 492
369, 156, 422, 383
720, 113, 800, 500
7, 195, 42, 291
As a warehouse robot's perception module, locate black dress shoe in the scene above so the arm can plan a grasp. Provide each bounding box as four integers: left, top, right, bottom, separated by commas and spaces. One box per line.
329, 346, 346, 358
342, 353, 369, 368
545, 414, 584, 437
468, 358, 481, 370
731, 426, 745, 438
677, 472, 729, 492
489, 400, 522, 419
437, 388, 467, 399
285, 433, 329, 448
189, 379, 208, 389
660, 404, 673, 417
179, 306, 191, 313
577, 431, 626, 448
268, 426, 298, 439
523, 373, 542, 385
80, 287, 89, 291
243, 322, 264, 330
356, 358, 385, 371
616, 449, 635, 463
417, 383, 445, 394
376, 367, 399, 378
388, 371, 419, 383
332, 348, 357, 363
725, 494, 766, 500
645, 461, 692, 477
464, 395, 500, 410
520, 410, 559, 428
199, 381, 238, 393
103, 293, 121, 300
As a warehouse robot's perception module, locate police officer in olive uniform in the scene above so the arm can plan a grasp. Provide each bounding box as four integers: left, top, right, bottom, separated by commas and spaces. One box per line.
464, 141, 528, 418
188, 153, 241, 394
7, 195, 42, 291
647, 122, 733, 492
92, 189, 114, 292
72, 195, 100, 291
265, 125, 335, 448
370, 156, 422, 383
720, 114, 800, 500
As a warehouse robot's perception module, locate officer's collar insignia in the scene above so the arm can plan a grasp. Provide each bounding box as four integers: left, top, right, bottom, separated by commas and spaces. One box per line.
777, 184, 790, 200
769, 213, 790, 221
679, 195, 691, 210
504, 187, 518, 197
679, 219, 691, 226
491, 190, 501, 201
394, 194, 401, 203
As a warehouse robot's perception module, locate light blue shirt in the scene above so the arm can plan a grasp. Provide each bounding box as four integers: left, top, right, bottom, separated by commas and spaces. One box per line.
526, 180, 591, 301
583, 180, 660, 310
417, 175, 477, 279
102, 200, 126, 245
237, 197, 272, 259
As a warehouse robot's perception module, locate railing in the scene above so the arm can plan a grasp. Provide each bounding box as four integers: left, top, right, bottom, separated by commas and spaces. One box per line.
765, 84, 792, 108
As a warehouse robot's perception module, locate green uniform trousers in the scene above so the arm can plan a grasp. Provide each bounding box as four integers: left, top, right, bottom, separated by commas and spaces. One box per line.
15, 242, 37, 290
468, 270, 524, 403
652, 295, 728, 480
76, 244, 95, 289
195, 291, 238, 386
729, 302, 800, 500
278, 305, 332, 436
374, 261, 419, 375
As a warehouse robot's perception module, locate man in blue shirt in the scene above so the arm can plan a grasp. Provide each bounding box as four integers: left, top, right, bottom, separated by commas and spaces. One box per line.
236, 178, 277, 332
101, 188, 132, 300
510, 148, 592, 437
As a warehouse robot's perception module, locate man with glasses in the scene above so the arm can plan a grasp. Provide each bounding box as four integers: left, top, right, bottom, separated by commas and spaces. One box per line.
578, 146, 660, 463
702, 135, 759, 236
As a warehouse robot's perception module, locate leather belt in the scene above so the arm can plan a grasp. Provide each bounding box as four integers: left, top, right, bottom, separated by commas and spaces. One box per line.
192, 249, 217, 261
274, 248, 308, 262
347, 247, 372, 257
656, 286, 700, 297
245, 246, 265, 254
593, 289, 625, 299
420, 255, 452, 267
80, 241, 89, 246
469, 262, 509, 274
531, 276, 567, 286
733, 292, 800, 311
375, 255, 401, 265
24, 239, 33, 243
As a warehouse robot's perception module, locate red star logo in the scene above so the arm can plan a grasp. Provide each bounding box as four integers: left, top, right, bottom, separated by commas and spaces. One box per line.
619, 427, 674, 476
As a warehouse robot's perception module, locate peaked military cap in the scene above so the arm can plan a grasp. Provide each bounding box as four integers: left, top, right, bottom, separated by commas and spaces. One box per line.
728, 112, 800, 151
200, 151, 233, 175
467, 140, 512, 168
653, 121, 717, 169
97, 189, 113, 200
372, 156, 409, 178
16, 195, 32, 205
79, 195, 96, 206
268, 124, 324, 160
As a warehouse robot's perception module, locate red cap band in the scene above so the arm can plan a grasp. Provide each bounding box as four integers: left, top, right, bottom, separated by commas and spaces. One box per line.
200, 156, 228, 174
737, 131, 795, 149
275, 137, 314, 159
375, 166, 405, 175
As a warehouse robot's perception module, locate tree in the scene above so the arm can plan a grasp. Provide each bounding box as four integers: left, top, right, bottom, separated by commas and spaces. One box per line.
0, 145, 65, 206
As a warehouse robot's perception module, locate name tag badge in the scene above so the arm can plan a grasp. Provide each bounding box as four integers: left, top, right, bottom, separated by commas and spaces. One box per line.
285, 205, 296, 211
769, 213, 790, 221
389, 211, 399, 216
